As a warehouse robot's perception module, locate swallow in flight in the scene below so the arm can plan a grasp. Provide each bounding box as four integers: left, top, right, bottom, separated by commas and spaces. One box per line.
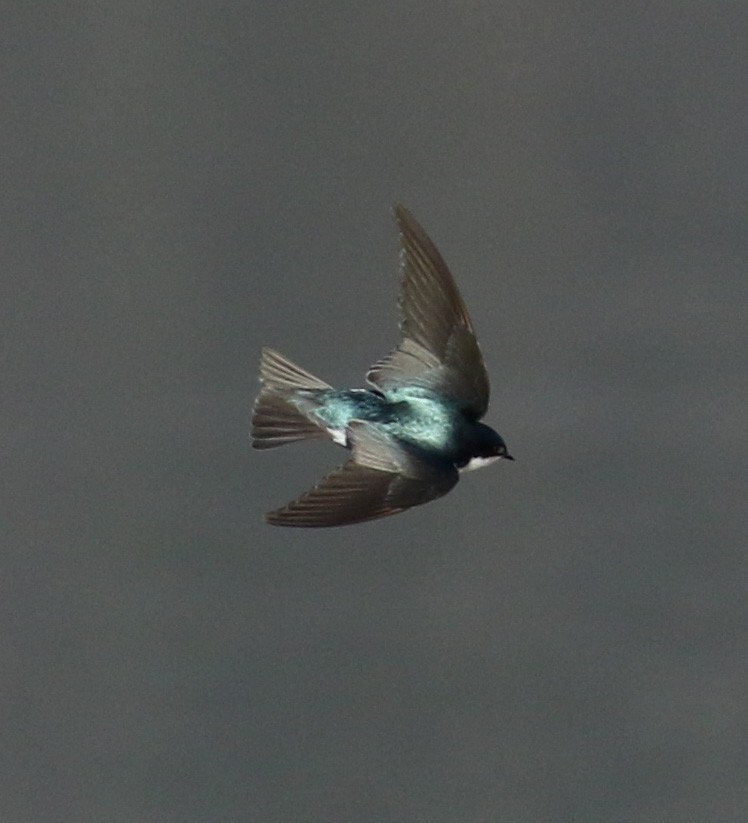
251, 205, 513, 526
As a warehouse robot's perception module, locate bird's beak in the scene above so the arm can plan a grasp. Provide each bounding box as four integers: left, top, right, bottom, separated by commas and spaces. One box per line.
504, 454, 514, 461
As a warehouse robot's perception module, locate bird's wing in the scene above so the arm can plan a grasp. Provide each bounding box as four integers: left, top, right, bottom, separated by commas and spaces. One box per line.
366, 205, 490, 418
265, 421, 458, 527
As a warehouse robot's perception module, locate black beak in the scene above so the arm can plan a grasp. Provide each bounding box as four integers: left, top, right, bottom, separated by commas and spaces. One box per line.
504, 454, 514, 461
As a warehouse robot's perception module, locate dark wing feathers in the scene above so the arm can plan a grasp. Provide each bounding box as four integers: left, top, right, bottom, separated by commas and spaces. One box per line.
264, 421, 458, 527
366, 205, 490, 417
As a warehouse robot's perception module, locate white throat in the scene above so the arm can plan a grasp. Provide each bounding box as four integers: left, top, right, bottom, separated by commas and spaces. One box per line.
460, 455, 501, 473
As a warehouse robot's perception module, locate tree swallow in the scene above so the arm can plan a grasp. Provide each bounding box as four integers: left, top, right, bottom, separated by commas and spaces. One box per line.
251, 205, 513, 527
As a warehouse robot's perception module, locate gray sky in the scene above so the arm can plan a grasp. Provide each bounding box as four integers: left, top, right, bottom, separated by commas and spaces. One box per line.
4, 3, 747, 821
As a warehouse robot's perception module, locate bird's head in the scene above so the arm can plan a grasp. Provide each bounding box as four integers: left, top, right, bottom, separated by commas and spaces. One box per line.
460, 423, 513, 471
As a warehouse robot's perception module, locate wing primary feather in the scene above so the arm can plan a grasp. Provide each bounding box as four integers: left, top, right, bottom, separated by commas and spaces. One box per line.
367, 206, 491, 417
264, 421, 459, 527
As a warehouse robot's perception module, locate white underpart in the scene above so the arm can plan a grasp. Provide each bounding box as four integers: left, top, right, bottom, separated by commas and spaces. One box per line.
460, 455, 501, 473
328, 427, 347, 446
326, 426, 502, 470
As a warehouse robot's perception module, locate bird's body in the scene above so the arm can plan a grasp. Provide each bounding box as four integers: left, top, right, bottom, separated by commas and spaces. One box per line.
251, 205, 513, 527
288, 386, 502, 469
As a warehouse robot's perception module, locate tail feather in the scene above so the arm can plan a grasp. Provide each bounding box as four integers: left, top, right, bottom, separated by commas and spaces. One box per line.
258, 347, 331, 392
251, 348, 331, 449
251, 393, 328, 449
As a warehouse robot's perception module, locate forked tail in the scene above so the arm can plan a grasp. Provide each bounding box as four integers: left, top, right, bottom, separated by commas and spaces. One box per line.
251, 348, 332, 449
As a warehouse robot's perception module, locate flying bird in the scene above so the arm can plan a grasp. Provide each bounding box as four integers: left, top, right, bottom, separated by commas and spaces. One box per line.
251, 205, 513, 527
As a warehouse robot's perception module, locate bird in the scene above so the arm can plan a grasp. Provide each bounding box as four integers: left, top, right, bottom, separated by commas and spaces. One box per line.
251, 205, 513, 527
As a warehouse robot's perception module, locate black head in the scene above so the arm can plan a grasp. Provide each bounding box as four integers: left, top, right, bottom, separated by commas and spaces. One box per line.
469, 422, 514, 462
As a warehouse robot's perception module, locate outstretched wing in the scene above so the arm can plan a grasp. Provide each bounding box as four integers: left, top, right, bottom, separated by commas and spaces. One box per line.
366, 205, 491, 418
265, 421, 458, 527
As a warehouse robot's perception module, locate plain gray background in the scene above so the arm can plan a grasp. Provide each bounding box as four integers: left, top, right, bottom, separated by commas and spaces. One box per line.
4, 3, 747, 821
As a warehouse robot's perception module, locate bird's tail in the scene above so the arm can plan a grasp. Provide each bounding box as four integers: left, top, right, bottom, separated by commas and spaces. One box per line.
251, 348, 332, 449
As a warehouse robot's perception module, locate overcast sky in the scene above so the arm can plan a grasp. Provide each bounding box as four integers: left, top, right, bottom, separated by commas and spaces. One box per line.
4, 3, 747, 821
